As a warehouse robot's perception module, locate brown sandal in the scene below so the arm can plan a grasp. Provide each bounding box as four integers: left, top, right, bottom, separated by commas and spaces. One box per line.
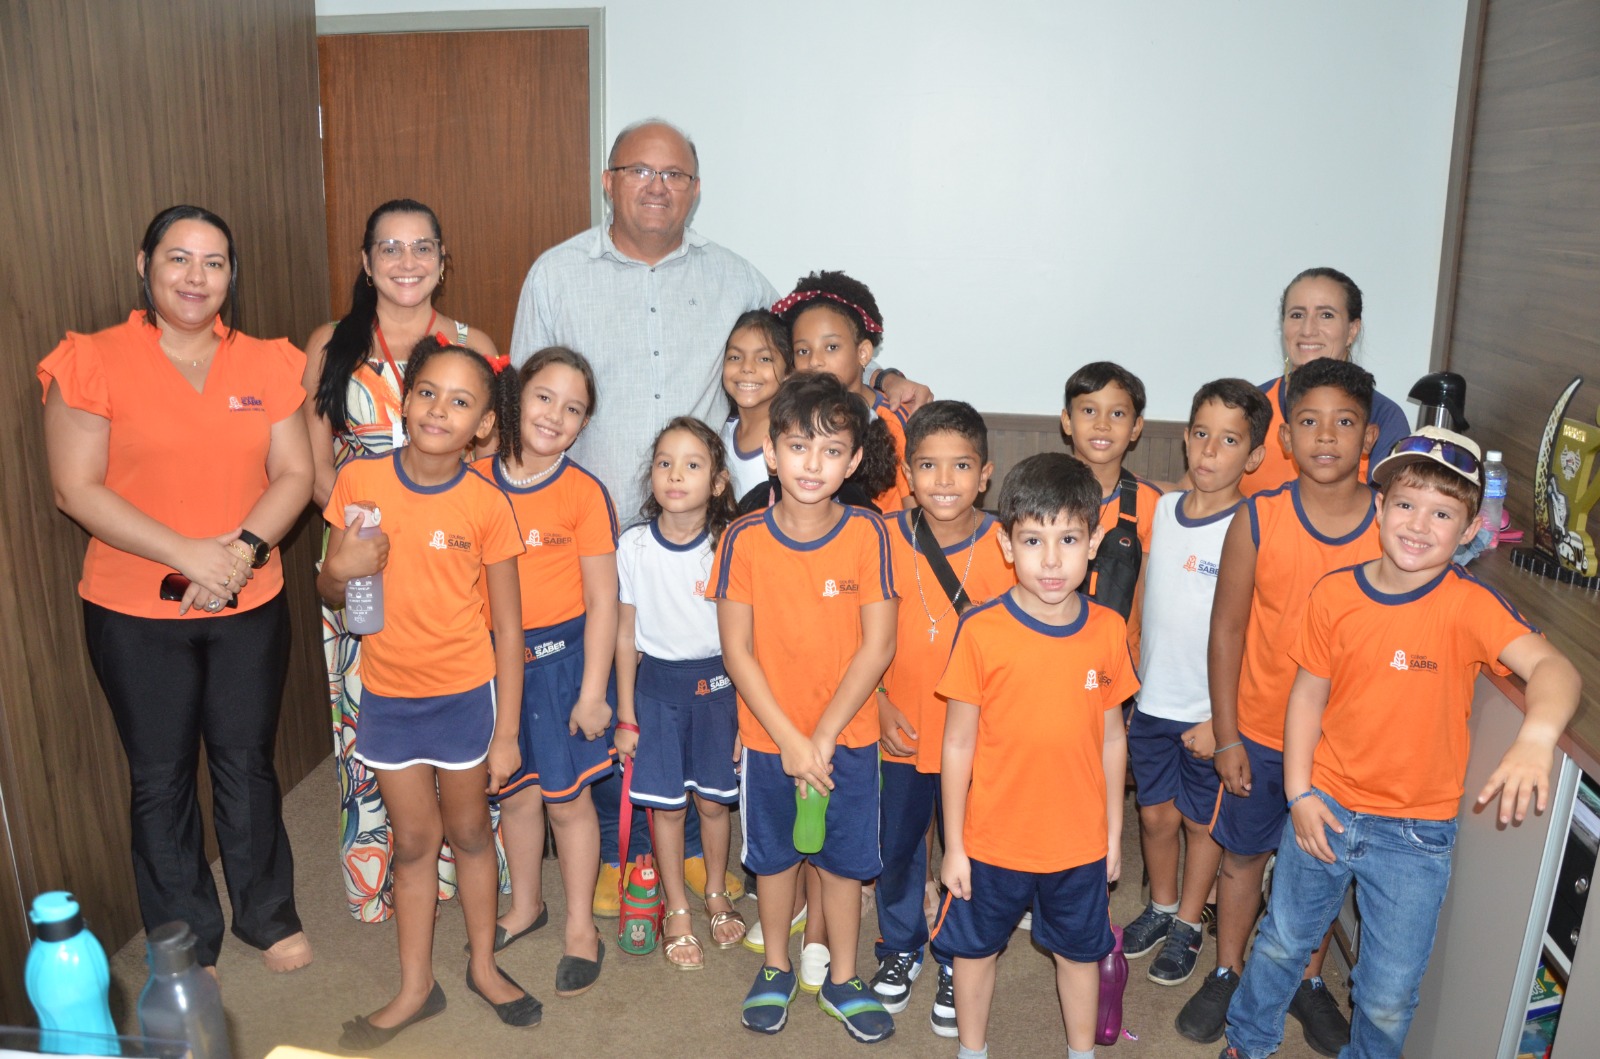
704, 890, 747, 949
662, 909, 704, 971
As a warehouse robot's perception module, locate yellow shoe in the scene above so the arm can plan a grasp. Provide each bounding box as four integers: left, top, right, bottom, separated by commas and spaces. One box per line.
684, 856, 747, 901
593, 862, 621, 918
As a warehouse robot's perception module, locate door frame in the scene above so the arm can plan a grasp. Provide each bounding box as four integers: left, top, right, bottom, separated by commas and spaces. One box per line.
316, 8, 606, 226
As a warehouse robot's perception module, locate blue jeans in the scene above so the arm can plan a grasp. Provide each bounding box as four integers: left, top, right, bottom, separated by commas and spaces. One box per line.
1226, 791, 1456, 1059
875, 761, 940, 962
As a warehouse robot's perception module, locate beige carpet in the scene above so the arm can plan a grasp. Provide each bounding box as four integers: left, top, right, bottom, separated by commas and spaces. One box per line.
106, 758, 1345, 1057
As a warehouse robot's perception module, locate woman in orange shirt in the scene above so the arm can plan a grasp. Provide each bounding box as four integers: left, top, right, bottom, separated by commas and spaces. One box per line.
303, 199, 505, 923
40, 205, 315, 973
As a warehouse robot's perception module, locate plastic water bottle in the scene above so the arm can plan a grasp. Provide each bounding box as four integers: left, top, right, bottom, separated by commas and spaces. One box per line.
25, 891, 119, 1056
1095, 924, 1129, 1046
343, 504, 384, 633
793, 783, 829, 855
138, 922, 231, 1059
1482, 451, 1508, 548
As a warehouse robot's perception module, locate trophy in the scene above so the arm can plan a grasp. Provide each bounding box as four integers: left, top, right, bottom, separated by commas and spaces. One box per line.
1512, 377, 1600, 589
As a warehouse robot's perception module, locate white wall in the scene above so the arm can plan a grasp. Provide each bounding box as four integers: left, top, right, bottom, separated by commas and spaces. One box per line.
317, 0, 1468, 421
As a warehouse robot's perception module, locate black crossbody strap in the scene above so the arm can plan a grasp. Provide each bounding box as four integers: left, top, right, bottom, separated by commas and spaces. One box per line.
913, 513, 973, 614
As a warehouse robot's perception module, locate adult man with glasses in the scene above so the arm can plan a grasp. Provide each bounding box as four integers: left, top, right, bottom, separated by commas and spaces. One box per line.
509, 118, 929, 518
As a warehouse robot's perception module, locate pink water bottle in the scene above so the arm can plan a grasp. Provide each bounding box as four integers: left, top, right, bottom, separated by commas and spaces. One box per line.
343, 504, 384, 634
1096, 924, 1128, 1046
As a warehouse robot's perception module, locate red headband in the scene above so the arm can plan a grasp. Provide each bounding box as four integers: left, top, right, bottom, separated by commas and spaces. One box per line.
769, 289, 883, 335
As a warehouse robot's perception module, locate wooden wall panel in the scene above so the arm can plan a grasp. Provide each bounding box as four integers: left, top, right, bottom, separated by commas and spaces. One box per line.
986, 414, 1188, 499
0, 0, 329, 1023
1436, 0, 1600, 531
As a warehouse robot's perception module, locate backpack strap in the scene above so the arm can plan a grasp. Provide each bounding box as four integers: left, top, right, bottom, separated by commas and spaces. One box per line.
912, 512, 973, 613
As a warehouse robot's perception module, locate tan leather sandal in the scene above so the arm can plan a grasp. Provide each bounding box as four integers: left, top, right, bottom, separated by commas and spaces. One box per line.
704, 890, 747, 949
662, 909, 704, 971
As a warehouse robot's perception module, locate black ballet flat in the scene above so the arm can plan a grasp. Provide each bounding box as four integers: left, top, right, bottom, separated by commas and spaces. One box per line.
554, 933, 604, 997
338, 980, 446, 1051
462, 903, 549, 954
466, 965, 543, 1027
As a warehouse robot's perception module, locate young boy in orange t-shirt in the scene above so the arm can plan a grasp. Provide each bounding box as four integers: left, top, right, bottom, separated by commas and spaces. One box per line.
710, 372, 899, 1043
873, 401, 1014, 1033
1222, 427, 1580, 1059
933, 452, 1135, 1059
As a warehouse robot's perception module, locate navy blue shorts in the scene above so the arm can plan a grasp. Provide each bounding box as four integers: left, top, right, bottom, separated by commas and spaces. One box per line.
930, 856, 1114, 963
1209, 732, 1286, 856
739, 745, 881, 881
497, 615, 616, 803
629, 654, 739, 808
1128, 708, 1224, 825
355, 680, 495, 770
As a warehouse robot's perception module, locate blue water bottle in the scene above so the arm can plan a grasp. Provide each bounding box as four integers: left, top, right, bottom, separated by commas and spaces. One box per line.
25, 891, 120, 1056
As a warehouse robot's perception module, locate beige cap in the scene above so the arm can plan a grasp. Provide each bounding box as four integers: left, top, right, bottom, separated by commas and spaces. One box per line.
1371, 425, 1483, 489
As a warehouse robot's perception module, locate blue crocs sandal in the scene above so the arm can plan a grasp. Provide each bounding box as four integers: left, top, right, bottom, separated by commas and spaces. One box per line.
741, 965, 798, 1034
818, 976, 896, 1043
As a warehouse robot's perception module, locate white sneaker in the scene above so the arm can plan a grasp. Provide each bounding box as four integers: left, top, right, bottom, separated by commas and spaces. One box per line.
1019, 910, 1033, 932
742, 904, 808, 954
798, 942, 831, 994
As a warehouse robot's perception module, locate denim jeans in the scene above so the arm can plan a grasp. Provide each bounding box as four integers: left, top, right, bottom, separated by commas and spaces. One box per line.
1226, 791, 1456, 1059
875, 761, 940, 962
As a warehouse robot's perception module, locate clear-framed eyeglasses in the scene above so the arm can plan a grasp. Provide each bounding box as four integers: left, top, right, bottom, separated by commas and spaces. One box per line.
606, 165, 698, 192
370, 238, 441, 261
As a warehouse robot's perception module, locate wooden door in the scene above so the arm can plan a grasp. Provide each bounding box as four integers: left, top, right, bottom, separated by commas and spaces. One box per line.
318, 29, 591, 349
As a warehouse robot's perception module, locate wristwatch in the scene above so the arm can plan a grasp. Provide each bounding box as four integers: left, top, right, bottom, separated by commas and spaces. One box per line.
235, 529, 271, 569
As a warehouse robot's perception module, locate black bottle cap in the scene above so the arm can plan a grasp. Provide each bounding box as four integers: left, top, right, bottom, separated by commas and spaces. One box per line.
147, 921, 200, 975
33, 912, 84, 943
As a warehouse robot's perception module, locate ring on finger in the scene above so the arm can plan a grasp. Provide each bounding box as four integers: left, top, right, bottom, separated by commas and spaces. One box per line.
205, 599, 224, 612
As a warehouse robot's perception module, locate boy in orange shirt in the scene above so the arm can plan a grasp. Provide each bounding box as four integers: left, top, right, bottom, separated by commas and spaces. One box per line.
1180, 358, 1383, 1050
1060, 361, 1163, 656
711, 372, 899, 1042
1220, 427, 1580, 1059
873, 401, 1014, 1034
933, 452, 1135, 1059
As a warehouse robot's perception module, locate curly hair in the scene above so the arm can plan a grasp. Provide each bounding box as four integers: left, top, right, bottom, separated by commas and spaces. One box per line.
637, 416, 741, 547
774, 270, 884, 349
402, 333, 495, 400
496, 346, 597, 464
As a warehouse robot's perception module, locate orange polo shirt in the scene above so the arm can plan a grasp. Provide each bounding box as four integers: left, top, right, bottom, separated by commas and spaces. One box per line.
709, 505, 897, 753
870, 392, 913, 513
38, 311, 305, 618
937, 593, 1138, 873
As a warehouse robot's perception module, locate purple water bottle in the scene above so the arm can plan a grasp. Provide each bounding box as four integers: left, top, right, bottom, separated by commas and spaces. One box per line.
1096, 924, 1128, 1045
342, 504, 384, 634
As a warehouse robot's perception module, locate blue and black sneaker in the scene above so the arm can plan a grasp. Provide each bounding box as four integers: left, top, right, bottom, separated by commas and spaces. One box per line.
819, 975, 896, 1043
741, 965, 798, 1034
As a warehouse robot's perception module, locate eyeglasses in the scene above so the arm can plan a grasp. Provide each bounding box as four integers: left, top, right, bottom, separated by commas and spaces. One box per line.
607, 165, 698, 192
1391, 434, 1481, 477
371, 238, 441, 261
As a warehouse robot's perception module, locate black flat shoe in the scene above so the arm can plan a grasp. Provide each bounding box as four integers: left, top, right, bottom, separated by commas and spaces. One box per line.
466, 965, 543, 1027
554, 933, 604, 997
339, 981, 445, 1051
463, 904, 549, 954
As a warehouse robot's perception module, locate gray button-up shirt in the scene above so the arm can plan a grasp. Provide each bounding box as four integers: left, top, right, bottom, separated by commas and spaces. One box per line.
509, 224, 777, 520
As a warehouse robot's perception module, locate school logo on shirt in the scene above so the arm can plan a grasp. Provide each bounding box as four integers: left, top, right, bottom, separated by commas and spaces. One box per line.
525, 528, 572, 548
428, 530, 471, 552
227, 395, 264, 412
821, 578, 859, 598
526, 529, 543, 548
1389, 649, 1437, 672
696, 675, 732, 696
1183, 554, 1220, 577
1085, 669, 1099, 690
693, 579, 707, 598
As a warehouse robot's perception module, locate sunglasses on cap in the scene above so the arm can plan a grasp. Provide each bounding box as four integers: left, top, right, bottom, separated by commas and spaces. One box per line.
1389, 434, 1481, 477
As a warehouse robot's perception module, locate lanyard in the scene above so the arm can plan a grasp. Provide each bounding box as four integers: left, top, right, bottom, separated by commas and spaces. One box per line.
373, 309, 435, 449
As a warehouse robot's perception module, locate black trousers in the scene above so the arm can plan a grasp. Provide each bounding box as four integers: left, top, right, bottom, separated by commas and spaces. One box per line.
83, 594, 302, 966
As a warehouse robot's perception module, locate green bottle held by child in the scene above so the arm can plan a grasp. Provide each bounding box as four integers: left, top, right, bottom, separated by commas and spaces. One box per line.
793, 783, 829, 854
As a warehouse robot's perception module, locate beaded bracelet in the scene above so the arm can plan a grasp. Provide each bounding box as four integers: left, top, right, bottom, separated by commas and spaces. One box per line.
1286, 790, 1317, 809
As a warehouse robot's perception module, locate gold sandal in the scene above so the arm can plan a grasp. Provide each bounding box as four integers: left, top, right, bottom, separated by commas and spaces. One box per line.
704, 890, 747, 950
662, 909, 704, 971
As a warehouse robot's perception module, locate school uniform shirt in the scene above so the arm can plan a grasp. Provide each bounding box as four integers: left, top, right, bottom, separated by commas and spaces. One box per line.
1235, 482, 1380, 751
937, 593, 1138, 873
708, 505, 896, 753
720, 416, 772, 500
881, 512, 1015, 774
870, 392, 913, 513
1239, 375, 1412, 497
1136, 491, 1239, 724
1292, 564, 1536, 820
1094, 474, 1163, 665
472, 456, 618, 630
325, 452, 524, 697
616, 520, 720, 661
38, 311, 305, 619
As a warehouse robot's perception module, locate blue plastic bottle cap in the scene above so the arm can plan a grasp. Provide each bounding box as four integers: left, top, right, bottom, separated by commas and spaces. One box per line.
29, 891, 80, 924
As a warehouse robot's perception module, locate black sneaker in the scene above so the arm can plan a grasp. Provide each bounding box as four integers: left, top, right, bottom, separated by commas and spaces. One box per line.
1176, 967, 1241, 1043
1149, 920, 1202, 986
1121, 902, 1174, 958
1288, 976, 1350, 1058
929, 962, 958, 1038
869, 950, 922, 1014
